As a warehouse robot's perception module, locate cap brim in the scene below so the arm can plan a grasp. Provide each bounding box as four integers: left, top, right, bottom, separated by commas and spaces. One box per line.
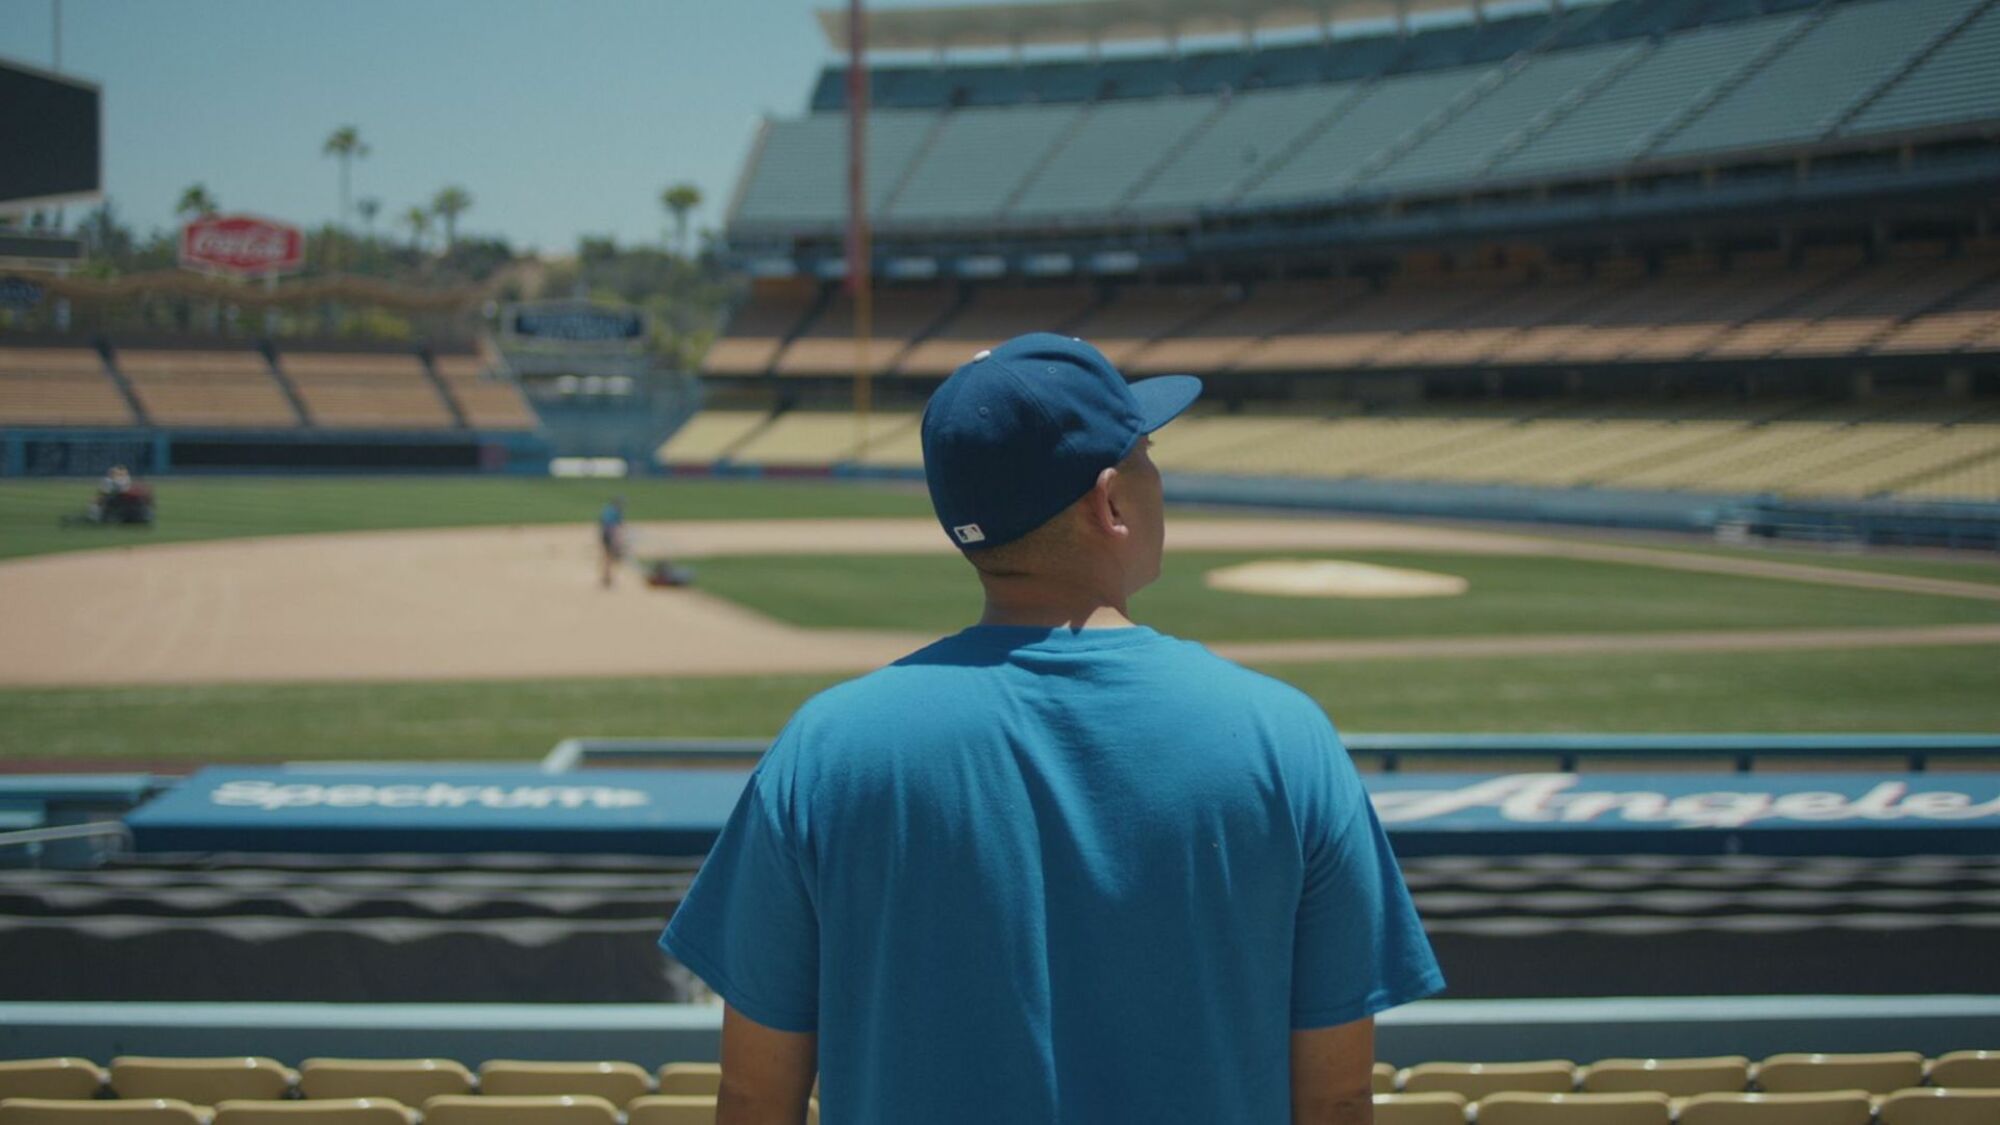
1130, 374, 1203, 434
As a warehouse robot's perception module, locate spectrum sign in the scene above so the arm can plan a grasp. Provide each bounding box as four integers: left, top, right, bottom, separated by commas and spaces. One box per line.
179, 213, 304, 276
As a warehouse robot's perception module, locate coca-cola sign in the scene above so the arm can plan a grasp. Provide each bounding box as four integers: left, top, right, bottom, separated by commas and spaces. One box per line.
179, 214, 304, 276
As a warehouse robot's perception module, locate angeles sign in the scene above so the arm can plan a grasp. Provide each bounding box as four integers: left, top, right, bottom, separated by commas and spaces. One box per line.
179, 213, 304, 276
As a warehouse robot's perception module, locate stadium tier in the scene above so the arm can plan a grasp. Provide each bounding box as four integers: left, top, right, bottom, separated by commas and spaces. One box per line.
0, 342, 538, 436
273, 352, 454, 431
705, 253, 2000, 381
0, 347, 133, 428
427, 354, 537, 432
1, 1051, 1995, 1122
730, 0, 2000, 237
112, 349, 298, 430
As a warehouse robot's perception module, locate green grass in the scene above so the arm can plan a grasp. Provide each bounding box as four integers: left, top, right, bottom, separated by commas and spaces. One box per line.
4, 645, 1994, 763
0, 477, 934, 562
691, 550, 2000, 642
1625, 541, 2000, 587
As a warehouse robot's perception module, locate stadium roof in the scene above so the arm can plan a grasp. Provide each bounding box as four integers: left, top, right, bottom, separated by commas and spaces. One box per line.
816, 0, 1495, 52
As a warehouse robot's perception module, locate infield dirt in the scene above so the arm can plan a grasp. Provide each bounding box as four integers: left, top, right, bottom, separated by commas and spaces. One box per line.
1, 516, 1995, 687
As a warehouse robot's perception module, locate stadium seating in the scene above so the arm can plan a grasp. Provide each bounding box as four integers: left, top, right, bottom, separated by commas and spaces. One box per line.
1650, 0, 1978, 159
1843, 0, 2000, 139
699, 283, 819, 377
1754, 1051, 1927, 1094
1371, 1092, 1468, 1125
1008, 98, 1217, 219
1878, 1087, 2000, 1124
113, 350, 296, 429
1476, 1091, 1672, 1124
1123, 280, 1357, 375
428, 354, 537, 431
771, 288, 957, 377
1059, 286, 1234, 367
295, 1060, 472, 1104
1494, 13, 1807, 179
655, 409, 770, 466
107, 1060, 298, 1105
891, 285, 1098, 375
0, 347, 133, 427
418, 1096, 619, 1125
1400, 1059, 1580, 1098
275, 352, 452, 430
475, 1061, 649, 1104
0, 1101, 210, 1123
212, 1101, 414, 1124
653, 1064, 720, 1097
727, 410, 915, 467
736, 0, 2000, 237
1580, 1056, 1754, 1096
1676, 1090, 1873, 1124
1928, 1050, 2000, 1087
0, 1061, 105, 1102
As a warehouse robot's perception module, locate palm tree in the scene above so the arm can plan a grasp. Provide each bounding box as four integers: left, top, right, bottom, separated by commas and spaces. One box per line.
175, 184, 218, 219
661, 182, 701, 256
321, 125, 370, 226
356, 197, 381, 240
431, 186, 472, 251
403, 206, 431, 253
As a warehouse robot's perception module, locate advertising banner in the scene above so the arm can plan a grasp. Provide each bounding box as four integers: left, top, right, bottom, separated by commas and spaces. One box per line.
127, 768, 2000, 858
503, 300, 646, 345
179, 214, 305, 276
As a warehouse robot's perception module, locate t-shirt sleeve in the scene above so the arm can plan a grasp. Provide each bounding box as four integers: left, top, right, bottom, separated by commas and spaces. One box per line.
1291, 732, 1445, 1029
660, 761, 819, 1032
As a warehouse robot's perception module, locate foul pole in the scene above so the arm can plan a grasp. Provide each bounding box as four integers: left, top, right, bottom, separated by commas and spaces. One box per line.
847, 0, 873, 461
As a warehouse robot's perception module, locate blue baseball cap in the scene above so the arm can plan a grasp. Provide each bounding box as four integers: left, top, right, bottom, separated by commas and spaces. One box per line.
921, 332, 1202, 550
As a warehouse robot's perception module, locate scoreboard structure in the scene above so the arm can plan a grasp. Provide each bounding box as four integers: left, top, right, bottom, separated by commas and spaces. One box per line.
0, 55, 101, 214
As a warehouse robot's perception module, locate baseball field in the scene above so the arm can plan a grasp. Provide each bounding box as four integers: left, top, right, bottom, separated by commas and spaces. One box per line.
1, 476, 1997, 766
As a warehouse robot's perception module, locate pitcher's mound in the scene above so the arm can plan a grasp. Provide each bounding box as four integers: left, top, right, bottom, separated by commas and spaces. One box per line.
1205, 558, 1469, 599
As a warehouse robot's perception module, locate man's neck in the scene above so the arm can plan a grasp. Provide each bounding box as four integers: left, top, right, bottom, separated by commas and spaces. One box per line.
978, 586, 1134, 631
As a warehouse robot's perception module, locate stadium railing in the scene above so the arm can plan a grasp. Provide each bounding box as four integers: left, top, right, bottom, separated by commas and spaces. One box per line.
541, 733, 2000, 775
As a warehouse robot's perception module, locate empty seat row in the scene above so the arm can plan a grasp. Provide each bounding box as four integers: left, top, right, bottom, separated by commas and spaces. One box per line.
0, 1060, 725, 1107
1375, 1087, 2000, 1124
4, 1088, 1997, 1125
0, 1094, 802, 1125
702, 256, 2000, 381
5, 1051, 1994, 1107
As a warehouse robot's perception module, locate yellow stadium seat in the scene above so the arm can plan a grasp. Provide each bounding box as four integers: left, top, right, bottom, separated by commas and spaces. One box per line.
1927, 1051, 2000, 1088
624, 1096, 716, 1125
1476, 1091, 1671, 1124
654, 1064, 721, 1097
1876, 1087, 2000, 1125
1677, 1090, 1873, 1125
109, 1060, 297, 1105
1400, 1059, 1577, 1098
210, 1099, 414, 1124
1580, 1056, 1751, 1096
0, 1060, 107, 1101
418, 1095, 620, 1125
296, 1060, 472, 1103
1372, 1062, 1395, 1094
474, 1062, 650, 1104
1370, 1092, 1467, 1125
0, 1100, 210, 1124
1755, 1052, 1925, 1094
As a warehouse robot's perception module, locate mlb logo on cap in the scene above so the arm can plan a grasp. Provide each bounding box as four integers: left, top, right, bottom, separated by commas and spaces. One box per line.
921, 332, 1201, 551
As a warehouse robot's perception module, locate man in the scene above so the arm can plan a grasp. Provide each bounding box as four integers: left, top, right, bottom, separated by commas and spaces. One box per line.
598, 495, 626, 588
661, 333, 1442, 1124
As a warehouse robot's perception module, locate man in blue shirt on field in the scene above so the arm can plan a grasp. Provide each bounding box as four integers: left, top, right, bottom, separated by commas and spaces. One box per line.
661, 333, 1443, 1124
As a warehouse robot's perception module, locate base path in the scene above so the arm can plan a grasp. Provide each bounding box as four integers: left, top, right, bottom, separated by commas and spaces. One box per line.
0, 517, 1991, 687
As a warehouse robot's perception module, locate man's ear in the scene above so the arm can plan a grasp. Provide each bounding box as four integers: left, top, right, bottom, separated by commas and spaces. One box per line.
1086, 465, 1130, 542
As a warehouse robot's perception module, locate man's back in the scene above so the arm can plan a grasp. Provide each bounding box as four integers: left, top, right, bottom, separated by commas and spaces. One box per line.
663, 624, 1441, 1124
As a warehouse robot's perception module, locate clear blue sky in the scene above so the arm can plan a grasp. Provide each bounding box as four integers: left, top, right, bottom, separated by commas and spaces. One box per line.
0, 0, 865, 254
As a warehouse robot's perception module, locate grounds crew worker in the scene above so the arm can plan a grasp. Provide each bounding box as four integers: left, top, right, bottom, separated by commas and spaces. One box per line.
662, 333, 1442, 1125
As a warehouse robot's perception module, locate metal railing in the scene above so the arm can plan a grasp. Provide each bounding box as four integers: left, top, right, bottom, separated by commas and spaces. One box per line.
544, 733, 2000, 775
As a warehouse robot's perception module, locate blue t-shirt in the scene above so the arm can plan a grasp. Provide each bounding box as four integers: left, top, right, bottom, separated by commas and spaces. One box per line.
661, 625, 1442, 1124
